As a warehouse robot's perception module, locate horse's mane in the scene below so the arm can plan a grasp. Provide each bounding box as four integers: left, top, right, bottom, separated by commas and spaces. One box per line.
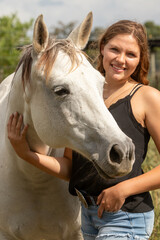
15, 38, 82, 87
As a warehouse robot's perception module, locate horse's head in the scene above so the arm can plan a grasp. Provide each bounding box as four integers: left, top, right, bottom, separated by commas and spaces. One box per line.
18, 13, 135, 179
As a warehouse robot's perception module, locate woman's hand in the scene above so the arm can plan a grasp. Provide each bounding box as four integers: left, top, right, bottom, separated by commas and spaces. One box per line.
97, 184, 126, 218
7, 112, 30, 159
7, 112, 72, 180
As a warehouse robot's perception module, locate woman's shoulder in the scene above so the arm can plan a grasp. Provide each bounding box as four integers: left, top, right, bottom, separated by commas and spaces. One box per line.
131, 84, 160, 115
139, 85, 160, 102
134, 85, 160, 117
130, 84, 160, 130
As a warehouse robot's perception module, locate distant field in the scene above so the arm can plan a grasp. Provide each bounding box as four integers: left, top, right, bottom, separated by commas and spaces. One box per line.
142, 139, 160, 239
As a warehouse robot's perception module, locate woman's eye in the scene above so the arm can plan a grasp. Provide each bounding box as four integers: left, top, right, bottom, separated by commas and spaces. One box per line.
111, 48, 118, 52
128, 52, 136, 57
53, 86, 70, 96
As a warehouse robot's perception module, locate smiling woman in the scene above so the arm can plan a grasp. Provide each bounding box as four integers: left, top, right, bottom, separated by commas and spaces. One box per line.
101, 34, 140, 96
97, 20, 149, 85
68, 19, 160, 240
101, 34, 141, 108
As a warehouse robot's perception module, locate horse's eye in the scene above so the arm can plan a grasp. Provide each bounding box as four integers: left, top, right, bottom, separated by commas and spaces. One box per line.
53, 86, 70, 96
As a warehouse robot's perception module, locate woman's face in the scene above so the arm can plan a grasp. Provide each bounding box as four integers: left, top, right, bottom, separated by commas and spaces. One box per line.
101, 34, 140, 83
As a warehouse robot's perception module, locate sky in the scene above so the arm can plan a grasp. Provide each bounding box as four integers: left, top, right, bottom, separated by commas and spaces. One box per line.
0, 0, 160, 33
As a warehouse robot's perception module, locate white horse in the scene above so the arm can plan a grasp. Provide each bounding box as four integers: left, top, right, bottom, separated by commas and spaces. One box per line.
0, 13, 135, 240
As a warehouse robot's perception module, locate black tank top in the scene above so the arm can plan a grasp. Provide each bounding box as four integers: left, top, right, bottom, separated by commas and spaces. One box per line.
69, 84, 154, 213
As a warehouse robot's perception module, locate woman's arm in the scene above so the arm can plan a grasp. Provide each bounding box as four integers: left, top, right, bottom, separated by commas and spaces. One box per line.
97, 86, 160, 217
7, 112, 72, 181
118, 87, 160, 195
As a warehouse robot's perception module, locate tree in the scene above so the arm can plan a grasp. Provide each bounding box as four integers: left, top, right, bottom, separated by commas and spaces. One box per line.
50, 21, 77, 39
0, 13, 33, 81
50, 21, 104, 62
50, 20, 105, 41
90, 26, 104, 41
144, 21, 160, 39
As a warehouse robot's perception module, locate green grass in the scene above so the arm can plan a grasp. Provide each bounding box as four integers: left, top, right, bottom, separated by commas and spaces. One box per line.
142, 139, 160, 239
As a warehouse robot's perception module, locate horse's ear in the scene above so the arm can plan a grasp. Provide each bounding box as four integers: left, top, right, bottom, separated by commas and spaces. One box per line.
67, 12, 93, 50
33, 15, 49, 54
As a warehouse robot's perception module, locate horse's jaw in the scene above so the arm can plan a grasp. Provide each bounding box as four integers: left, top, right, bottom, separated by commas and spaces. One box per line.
15, 126, 51, 181
25, 121, 50, 155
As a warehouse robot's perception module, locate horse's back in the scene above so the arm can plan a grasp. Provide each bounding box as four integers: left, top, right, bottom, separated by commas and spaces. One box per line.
0, 73, 14, 150
0, 73, 14, 109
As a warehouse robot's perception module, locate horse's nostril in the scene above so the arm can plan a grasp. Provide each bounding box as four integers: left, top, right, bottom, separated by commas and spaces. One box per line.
109, 144, 123, 164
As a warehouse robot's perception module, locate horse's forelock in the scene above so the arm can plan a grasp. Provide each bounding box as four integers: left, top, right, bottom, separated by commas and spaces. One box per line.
15, 38, 82, 88
37, 38, 82, 80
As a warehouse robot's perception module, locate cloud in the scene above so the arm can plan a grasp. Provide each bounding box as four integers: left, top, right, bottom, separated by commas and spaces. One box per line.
0, 0, 159, 31
39, 0, 64, 6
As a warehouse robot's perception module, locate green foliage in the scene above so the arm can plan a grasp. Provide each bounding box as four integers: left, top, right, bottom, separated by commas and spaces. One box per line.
144, 21, 160, 39
142, 139, 160, 239
50, 21, 77, 39
0, 13, 33, 81
50, 20, 105, 41
90, 26, 104, 40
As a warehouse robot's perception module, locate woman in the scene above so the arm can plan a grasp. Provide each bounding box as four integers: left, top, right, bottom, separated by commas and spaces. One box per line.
7, 20, 160, 240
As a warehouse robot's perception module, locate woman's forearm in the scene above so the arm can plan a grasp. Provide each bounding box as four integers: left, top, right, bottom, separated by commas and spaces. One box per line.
119, 165, 160, 198
19, 150, 72, 181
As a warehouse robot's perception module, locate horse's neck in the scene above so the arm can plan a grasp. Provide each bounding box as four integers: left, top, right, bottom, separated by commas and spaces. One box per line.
6, 70, 49, 153
3, 70, 64, 182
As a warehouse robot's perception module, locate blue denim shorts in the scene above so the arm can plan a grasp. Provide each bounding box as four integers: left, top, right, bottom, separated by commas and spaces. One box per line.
81, 205, 154, 240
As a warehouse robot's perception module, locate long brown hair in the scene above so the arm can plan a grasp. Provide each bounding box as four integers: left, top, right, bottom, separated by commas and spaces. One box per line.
97, 20, 149, 85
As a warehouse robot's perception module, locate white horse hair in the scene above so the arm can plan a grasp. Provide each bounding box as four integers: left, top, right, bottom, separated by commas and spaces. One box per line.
0, 12, 135, 239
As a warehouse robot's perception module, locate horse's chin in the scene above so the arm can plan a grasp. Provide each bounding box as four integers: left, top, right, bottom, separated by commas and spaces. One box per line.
90, 153, 114, 180
92, 160, 114, 180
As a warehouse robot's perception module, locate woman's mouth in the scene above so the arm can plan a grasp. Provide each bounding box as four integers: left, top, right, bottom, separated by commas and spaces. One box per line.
111, 64, 126, 72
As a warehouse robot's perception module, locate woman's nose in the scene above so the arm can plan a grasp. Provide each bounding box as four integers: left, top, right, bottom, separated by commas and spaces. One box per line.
116, 53, 126, 63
